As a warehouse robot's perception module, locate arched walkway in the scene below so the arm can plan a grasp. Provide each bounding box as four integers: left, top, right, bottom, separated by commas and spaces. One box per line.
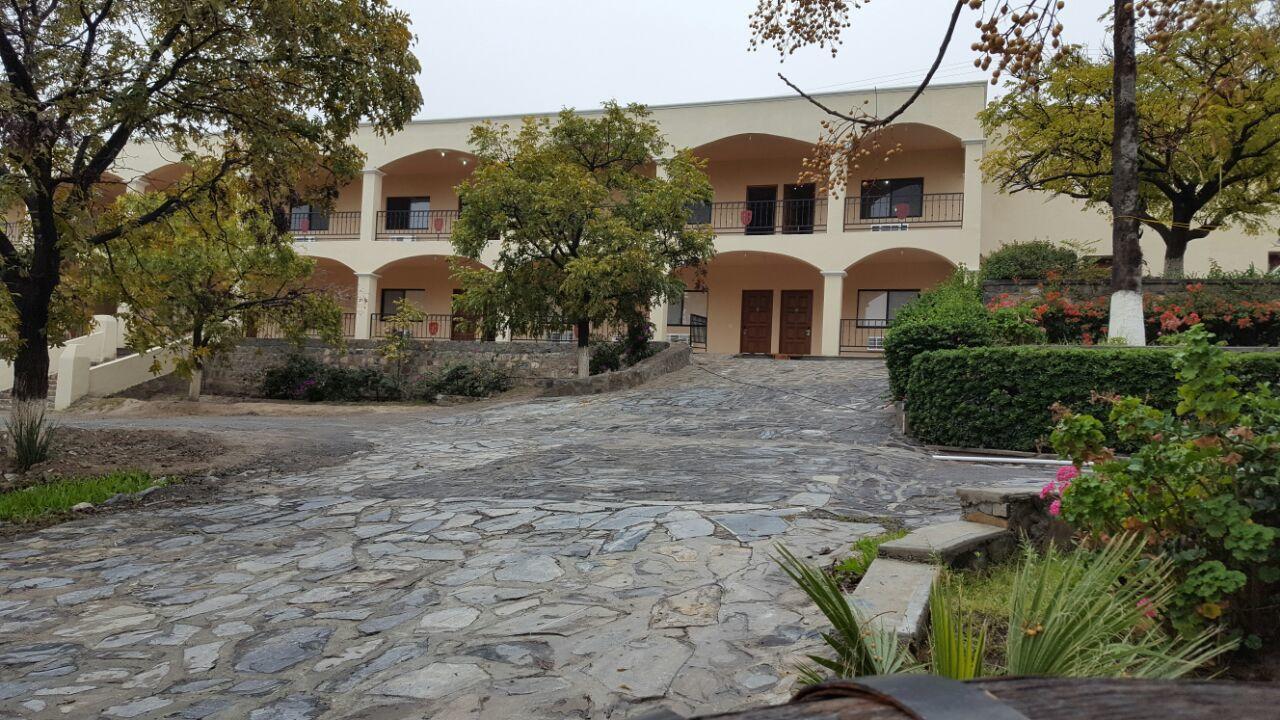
676, 250, 826, 356
837, 248, 957, 354
688, 134, 826, 236
841, 123, 965, 230
371, 149, 477, 241
363, 254, 488, 341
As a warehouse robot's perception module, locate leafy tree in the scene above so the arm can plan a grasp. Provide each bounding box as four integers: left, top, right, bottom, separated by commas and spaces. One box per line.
92, 169, 343, 401
982, 4, 1280, 278
450, 102, 716, 377
0, 0, 421, 402
750, 0, 1222, 345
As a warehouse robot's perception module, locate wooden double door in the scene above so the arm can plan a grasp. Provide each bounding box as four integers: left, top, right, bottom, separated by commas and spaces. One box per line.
740, 289, 814, 355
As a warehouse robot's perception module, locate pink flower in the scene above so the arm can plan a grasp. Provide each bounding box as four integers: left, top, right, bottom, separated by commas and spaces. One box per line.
1137, 597, 1157, 619
1040, 482, 1055, 499
1048, 499, 1062, 517
1056, 465, 1079, 483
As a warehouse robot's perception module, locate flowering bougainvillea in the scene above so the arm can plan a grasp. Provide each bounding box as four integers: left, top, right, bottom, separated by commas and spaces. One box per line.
989, 282, 1280, 346
1051, 326, 1280, 641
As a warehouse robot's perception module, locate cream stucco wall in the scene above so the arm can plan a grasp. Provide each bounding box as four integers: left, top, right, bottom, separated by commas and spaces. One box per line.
89, 80, 1278, 355
981, 186, 1280, 275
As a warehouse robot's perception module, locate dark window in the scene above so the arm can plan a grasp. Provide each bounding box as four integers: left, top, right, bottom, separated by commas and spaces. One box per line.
289, 204, 329, 232
385, 196, 430, 230
685, 199, 713, 225
857, 289, 920, 325
379, 288, 426, 317
666, 290, 708, 326
1269, 251, 1280, 272
860, 178, 924, 219
745, 185, 778, 235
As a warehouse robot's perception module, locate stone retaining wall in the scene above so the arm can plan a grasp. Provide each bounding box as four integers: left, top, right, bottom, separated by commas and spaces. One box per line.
201, 338, 580, 396
540, 343, 690, 397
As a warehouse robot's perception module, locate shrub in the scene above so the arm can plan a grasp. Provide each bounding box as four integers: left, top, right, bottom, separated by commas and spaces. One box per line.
979, 240, 1084, 282
884, 270, 995, 399
416, 363, 511, 399
905, 344, 1280, 451
885, 320, 994, 399
1053, 326, 1280, 642
990, 282, 1280, 347
4, 401, 56, 472
260, 355, 400, 402
990, 306, 1047, 346
589, 341, 623, 375
779, 534, 1229, 682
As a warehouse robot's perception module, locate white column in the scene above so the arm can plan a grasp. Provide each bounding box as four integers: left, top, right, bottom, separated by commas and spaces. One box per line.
961, 139, 985, 266
652, 157, 672, 342
820, 270, 846, 357
827, 159, 847, 234
359, 168, 384, 244
354, 272, 380, 340
649, 298, 669, 342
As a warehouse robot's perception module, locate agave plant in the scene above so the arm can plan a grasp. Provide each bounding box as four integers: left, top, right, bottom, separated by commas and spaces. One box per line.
779, 533, 1233, 683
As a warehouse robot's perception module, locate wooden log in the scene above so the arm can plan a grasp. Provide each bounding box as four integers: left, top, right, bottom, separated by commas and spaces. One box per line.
688, 678, 1280, 719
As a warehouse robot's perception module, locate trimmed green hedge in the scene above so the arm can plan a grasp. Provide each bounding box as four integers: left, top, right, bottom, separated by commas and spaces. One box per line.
884, 320, 994, 399
905, 346, 1280, 451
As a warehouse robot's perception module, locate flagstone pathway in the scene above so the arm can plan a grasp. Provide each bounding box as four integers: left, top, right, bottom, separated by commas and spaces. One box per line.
0, 357, 1035, 719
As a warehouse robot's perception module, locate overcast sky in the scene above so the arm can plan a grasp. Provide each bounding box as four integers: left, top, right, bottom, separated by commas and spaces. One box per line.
400, 0, 1114, 120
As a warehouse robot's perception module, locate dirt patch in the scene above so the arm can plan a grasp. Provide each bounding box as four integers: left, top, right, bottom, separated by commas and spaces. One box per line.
1, 427, 235, 479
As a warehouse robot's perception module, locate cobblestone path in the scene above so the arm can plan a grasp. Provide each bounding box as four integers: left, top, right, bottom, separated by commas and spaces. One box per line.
0, 357, 1037, 719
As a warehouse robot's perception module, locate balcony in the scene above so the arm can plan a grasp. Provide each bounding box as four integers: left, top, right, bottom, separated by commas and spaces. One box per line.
370, 313, 474, 340
693, 199, 827, 235
839, 318, 891, 352
844, 193, 963, 231
375, 210, 459, 241
253, 312, 357, 339
288, 211, 361, 241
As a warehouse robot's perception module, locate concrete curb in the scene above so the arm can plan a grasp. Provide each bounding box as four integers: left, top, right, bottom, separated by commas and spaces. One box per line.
539, 343, 691, 397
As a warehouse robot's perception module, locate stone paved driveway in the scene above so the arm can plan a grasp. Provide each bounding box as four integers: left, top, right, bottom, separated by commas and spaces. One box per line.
0, 357, 1036, 719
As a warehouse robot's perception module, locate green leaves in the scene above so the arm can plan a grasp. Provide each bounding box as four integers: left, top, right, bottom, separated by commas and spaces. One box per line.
89, 164, 343, 397
450, 103, 715, 345
1052, 327, 1280, 638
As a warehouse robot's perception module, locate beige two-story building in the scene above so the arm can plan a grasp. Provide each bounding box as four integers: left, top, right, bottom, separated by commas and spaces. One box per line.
104, 81, 1280, 356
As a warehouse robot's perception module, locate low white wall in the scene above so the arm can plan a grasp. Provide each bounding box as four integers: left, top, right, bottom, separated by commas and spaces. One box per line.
2, 315, 126, 393
54, 344, 177, 410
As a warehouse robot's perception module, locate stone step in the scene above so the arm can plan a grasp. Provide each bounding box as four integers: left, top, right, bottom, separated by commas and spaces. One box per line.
877, 520, 1012, 566
846, 558, 938, 643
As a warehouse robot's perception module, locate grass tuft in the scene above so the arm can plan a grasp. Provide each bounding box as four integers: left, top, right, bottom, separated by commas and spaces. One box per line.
0, 471, 160, 524
831, 529, 909, 588
5, 401, 56, 472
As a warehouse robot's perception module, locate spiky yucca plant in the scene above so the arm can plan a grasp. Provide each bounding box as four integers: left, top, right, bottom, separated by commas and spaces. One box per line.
780, 534, 1233, 683
5, 400, 55, 473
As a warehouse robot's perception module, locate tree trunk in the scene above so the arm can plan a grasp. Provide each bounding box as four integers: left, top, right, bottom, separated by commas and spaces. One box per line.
1160, 214, 1194, 279
188, 366, 203, 402
1106, 0, 1146, 346
576, 318, 591, 378
8, 275, 55, 402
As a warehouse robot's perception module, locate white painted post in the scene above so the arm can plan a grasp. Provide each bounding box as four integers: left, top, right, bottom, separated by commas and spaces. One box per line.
961, 139, 985, 267
820, 270, 846, 357
359, 168, 384, 244
649, 298, 669, 342
54, 344, 91, 410
827, 159, 847, 234
354, 273, 380, 340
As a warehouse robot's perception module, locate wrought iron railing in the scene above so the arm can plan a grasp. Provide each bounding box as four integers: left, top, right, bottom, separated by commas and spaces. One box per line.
289, 211, 361, 241
251, 312, 357, 339
693, 199, 828, 234
375, 210, 459, 240
839, 318, 892, 352
668, 315, 708, 351
370, 313, 458, 340
843, 193, 963, 229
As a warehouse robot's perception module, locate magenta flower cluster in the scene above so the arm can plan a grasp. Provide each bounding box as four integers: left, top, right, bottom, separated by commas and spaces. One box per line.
1041, 465, 1078, 517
